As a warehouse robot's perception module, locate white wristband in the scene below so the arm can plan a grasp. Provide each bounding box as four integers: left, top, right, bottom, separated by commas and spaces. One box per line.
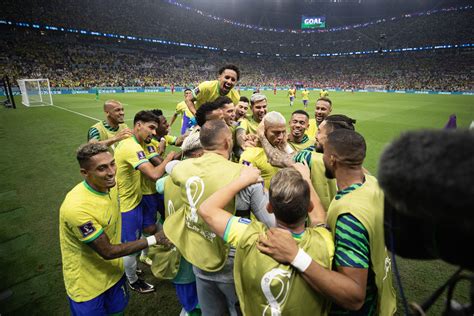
146, 235, 157, 247
291, 248, 312, 273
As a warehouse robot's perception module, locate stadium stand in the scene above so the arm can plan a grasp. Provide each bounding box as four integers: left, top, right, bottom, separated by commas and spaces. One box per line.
1, 29, 472, 91
1, 0, 473, 55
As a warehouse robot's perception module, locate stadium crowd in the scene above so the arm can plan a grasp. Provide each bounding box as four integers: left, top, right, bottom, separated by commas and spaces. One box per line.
1, 0, 473, 55
1, 30, 473, 91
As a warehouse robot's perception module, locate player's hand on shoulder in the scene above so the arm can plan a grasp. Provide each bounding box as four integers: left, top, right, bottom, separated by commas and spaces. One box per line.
239, 165, 262, 186
257, 228, 298, 264
115, 128, 133, 142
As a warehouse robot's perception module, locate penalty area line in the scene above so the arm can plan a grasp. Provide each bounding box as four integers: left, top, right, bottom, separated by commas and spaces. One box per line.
52, 105, 101, 122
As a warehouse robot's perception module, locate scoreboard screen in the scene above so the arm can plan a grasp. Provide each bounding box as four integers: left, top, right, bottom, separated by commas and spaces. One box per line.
301, 16, 326, 29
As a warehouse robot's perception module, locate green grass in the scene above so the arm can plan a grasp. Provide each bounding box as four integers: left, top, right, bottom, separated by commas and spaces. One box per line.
0, 91, 472, 315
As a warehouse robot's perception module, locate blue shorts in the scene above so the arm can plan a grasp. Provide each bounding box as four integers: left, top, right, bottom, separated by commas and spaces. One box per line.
175, 282, 199, 312
290, 96, 294, 101
303, 100, 308, 105
181, 115, 191, 135
68, 275, 129, 316
121, 202, 144, 243
141, 193, 163, 228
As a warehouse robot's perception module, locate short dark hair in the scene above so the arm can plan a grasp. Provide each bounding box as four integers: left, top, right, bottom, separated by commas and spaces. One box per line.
291, 109, 309, 119
199, 120, 230, 150
239, 96, 249, 103
213, 96, 233, 109
324, 114, 356, 132
77, 143, 110, 169
150, 109, 163, 117
134, 110, 160, 125
317, 97, 332, 107
195, 102, 222, 127
184, 88, 192, 92
218, 64, 240, 81
269, 168, 310, 225
326, 129, 366, 167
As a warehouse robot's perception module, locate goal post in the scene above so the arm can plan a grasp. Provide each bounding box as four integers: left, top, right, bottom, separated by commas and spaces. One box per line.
17, 79, 54, 107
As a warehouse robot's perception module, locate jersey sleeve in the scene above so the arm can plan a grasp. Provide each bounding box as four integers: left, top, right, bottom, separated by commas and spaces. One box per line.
236, 118, 248, 131
124, 142, 149, 169
293, 148, 313, 166
239, 148, 254, 166
334, 214, 370, 269
223, 216, 251, 248
87, 127, 100, 141
175, 102, 185, 115
144, 141, 160, 160
193, 82, 208, 104
65, 210, 104, 244
165, 135, 177, 146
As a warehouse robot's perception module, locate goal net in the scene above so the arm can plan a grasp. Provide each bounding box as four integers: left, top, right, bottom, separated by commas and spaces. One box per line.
17, 79, 53, 107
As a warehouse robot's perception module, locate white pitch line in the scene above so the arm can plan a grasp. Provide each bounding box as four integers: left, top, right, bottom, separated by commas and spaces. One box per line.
52, 105, 101, 121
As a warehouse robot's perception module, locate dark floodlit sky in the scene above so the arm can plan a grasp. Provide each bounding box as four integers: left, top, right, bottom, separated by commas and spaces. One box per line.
179, 0, 470, 28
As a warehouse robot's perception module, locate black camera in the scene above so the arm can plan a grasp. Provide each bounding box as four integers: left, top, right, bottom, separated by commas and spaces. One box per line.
378, 130, 474, 315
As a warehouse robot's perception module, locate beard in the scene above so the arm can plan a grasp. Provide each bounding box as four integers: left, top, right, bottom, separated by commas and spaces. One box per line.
315, 143, 324, 153
324, 161, 335, 179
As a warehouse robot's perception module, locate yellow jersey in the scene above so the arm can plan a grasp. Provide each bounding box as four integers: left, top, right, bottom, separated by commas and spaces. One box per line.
193, 80, 240, 110
59, 181, 123, 301
306, 118, 318, 139
236, 116, 260, 136
301, 90, 309, 101
175, 101, 194, 119
320, 90, 329, 98
288, 134, 315, 151
141, 138, 160, 195
240, 147, 279, 189
288, 88, 296, 98
114, 135, 149, 212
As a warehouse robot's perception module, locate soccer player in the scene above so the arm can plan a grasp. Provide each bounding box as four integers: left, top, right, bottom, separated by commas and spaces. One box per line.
235, 93, 268, 150
306, 97, 333, 140
95, 87, 99, 101
301, 88, 310, 109
59, 143, 170, 315
87, 100, 132, 152
114, 110, 175, 293
169, 88, 195, 135
214, 96, 236, 127
198, 164, 334, 315
194, 101, 224, 127
137, 109, 172, 266
240, 112, 289, 189
163, 120, 274, 316
288, 110, 314, 151
319, 89, 329, 98
273, 82, 277, 95
185, 64, 241, 115
257, 130, 397, 315
234, 96, 249, 122
288, 85, 296, 107
258, 114, 356, 211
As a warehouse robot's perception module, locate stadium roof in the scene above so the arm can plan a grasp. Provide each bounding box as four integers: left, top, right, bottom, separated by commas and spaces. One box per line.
178, 0, 471, 28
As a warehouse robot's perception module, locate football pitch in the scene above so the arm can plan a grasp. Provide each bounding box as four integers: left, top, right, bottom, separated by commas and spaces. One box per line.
0, 91, 472, 315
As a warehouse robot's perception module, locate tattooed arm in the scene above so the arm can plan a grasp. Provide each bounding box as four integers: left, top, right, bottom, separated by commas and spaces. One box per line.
257, 122, 296, 168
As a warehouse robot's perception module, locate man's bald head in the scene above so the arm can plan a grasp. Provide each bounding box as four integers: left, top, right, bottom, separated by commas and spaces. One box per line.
103, 100, 125, 125
200, 120, 232, 151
